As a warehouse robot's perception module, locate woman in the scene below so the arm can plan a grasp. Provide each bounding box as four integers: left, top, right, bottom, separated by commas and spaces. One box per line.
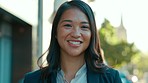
24, 0, 122, 83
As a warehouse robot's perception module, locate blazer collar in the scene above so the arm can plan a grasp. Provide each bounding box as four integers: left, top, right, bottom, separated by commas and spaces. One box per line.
87, 67, 99, 83
49, 66, 99, 83
51, 72, 57, 83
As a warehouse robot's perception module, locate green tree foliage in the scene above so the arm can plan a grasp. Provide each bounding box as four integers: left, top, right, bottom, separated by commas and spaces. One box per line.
129, 53, 148, 78
99, 19, 139, 67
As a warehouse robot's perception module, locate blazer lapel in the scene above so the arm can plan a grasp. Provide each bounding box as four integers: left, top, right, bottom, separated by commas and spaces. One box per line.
50, 72, 57, 83
87, 68, 99, 83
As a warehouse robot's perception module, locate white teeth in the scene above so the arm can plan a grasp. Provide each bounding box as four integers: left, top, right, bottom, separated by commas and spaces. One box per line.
69, 41, 80, 45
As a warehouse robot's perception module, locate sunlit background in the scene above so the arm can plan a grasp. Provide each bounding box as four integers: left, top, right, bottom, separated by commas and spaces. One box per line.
0, 0, 148, 83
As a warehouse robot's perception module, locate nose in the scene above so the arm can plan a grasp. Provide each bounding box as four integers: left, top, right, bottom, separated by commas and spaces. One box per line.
71, 28, 81, 38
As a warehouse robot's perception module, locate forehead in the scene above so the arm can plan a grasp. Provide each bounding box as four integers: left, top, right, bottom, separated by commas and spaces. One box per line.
60, 8, 88, 21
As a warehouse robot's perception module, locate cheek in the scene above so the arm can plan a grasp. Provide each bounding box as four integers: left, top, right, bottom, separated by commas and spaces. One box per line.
82, 32, 91, 48
86, 35, 91, 44
57, 27, 64, 37
57, 27, 70, 40
56, 28, 62, 42
83, 31, 91, 41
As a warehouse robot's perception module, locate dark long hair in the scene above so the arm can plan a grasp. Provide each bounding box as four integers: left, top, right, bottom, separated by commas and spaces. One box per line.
38, 0, 107, 81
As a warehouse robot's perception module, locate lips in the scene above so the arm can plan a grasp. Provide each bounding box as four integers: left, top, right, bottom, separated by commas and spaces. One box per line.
67, 40, 83, 45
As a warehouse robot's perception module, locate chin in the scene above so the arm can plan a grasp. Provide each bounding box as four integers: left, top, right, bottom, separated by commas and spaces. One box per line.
68, 51, 84, 57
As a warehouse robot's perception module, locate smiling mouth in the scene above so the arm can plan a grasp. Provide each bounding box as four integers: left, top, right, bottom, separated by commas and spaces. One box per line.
67, 40, 83, 45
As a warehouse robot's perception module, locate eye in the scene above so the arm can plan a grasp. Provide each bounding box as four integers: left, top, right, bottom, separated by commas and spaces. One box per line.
64, 24, 72, 28
81, 25, 90, 31
64, 24, 72, 27
81, 25, 89, 28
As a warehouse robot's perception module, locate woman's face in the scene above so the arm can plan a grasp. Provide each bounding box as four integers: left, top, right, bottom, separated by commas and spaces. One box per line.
57, 8, 91, 57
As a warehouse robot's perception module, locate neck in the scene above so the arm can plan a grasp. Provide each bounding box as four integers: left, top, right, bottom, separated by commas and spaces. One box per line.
60, 53, 85, 82
61, 55, 85, 73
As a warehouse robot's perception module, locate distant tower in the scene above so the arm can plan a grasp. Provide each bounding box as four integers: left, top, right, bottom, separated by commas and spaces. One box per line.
115, 16, 127, 41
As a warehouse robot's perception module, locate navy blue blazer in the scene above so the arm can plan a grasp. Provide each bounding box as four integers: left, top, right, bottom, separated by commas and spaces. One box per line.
23, 67, 122, 83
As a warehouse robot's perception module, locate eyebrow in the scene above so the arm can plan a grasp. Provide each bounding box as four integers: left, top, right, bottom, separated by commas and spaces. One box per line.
81, 22, 89, 24
60, 19, 89, 24
60, 20, 72, 23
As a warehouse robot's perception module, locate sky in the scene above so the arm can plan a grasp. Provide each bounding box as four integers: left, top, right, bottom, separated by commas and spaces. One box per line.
91, 0, 148, 53
0, 0, 148, 53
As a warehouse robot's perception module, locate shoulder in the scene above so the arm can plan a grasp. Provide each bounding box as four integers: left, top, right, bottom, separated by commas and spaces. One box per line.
23, 69, 42, 83
105, 67, 120, 76
104, 67, 122, 82
87, 67, 122, 83
106, 67, 119, 74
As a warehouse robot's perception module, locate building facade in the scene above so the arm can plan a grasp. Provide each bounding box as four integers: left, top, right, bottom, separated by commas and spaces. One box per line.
0, 8, 32, 83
